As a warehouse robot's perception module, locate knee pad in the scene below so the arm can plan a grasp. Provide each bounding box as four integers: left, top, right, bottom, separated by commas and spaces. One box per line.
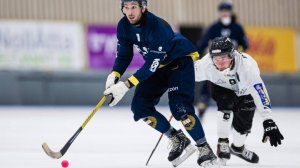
232, 95, 256, 134
143, 116, 157, 129
142, 113, 171, 133
181, 114, 196, 131
238, 95, 256, 112
232, 124, 252, 135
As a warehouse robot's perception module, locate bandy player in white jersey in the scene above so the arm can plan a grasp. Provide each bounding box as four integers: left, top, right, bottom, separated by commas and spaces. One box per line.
194, 37, 284, 165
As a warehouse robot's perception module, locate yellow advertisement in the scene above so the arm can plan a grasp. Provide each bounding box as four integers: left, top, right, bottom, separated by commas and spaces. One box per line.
245, 27, 297, 73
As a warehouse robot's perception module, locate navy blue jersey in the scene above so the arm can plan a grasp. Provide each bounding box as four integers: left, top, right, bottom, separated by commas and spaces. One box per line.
197, 21, 248, 56
112, 11, 198, 86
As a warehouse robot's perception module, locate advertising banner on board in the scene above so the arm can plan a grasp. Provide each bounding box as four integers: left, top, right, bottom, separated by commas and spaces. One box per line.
87, 25, 144, 70
246, 27, 297, 73
0, 21, 85, 71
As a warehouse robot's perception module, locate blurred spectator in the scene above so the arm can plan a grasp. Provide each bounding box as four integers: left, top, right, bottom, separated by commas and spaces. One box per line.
196, 0, 249, 120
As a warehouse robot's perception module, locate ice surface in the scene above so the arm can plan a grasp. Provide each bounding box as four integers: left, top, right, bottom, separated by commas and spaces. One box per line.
0, 106, 299, 168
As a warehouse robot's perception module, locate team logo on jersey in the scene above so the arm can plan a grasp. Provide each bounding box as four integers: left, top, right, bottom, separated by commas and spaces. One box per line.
158, 46, 163, 51
254, 83, 271, 109
150, 59, 160, 72
134, 44, 149, 56
216, 79, 226, 84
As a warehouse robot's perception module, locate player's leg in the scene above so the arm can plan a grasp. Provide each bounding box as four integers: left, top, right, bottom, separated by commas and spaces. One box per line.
131, 71, 191, 165
230, 95, 259, 163
131, 72, 172, 133
210, 83, 237, 165
167, 56, 217, 167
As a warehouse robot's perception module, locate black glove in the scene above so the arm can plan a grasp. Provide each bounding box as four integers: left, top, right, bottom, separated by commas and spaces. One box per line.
262, 119, 284, 147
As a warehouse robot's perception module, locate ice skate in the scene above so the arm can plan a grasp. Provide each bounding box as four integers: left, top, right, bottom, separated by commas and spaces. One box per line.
217, 138, 230, 166
197, 142, 218, 167
168, 129, 196, 167
230, 144, 259, 163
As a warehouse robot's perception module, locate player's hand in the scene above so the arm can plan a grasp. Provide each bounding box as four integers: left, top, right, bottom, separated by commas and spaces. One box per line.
103, 81, 129, 107
262, 119, 284, 147
105, 73, 119, 89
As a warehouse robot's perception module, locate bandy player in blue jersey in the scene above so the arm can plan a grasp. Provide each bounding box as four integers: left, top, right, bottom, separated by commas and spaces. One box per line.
103, 0, 217, 167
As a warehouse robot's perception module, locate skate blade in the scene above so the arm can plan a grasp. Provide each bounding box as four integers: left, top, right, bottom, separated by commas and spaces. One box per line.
200, 159, 219, 168
172, 144, 196, 167
218, 158, 228, 166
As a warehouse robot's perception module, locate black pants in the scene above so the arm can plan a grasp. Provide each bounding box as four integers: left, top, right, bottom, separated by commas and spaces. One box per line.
210, 83, 256, 134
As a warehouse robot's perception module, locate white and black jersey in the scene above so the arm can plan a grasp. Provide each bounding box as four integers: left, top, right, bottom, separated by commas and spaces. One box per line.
194, 52, 272, 120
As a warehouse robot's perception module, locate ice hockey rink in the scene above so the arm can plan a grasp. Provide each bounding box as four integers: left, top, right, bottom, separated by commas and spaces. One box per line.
0, 106, 299, 168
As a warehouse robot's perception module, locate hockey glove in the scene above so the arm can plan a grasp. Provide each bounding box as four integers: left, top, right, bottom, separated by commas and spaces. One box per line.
103, 81, 129, 107
105, 72, 119, 89
262, 119, 284, 147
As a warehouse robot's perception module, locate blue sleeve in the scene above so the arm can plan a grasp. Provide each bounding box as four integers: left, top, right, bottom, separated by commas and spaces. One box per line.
197, 26, 215, 57
112, 21, 134, 76
238, 25, 249, 51
128, 26, 172, 86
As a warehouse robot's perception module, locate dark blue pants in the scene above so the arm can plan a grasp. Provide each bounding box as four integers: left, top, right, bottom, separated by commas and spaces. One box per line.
131, 56, 206, 142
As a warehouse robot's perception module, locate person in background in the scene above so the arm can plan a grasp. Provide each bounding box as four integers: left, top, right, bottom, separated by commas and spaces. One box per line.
196, 0, 249, 120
